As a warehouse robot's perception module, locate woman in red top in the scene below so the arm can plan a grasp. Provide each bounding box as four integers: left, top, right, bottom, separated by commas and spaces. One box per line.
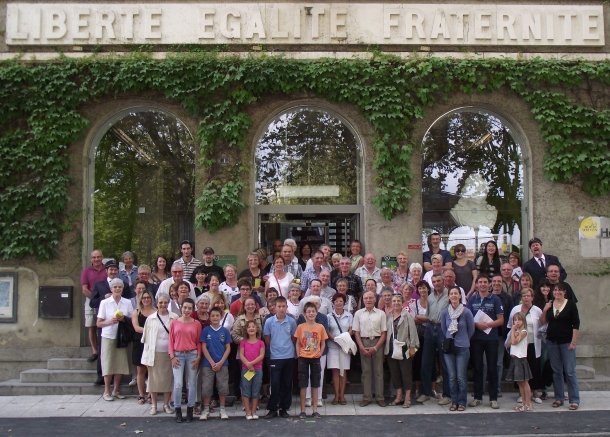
168, 298, 201, 423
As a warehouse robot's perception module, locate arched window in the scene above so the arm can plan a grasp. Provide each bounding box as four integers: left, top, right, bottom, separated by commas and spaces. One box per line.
421, 108, 526, 257
254, 106, 362, 255
91, 109, 196, 263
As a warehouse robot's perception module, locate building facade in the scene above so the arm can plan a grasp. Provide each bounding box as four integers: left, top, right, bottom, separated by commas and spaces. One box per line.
0, 1, 609, 378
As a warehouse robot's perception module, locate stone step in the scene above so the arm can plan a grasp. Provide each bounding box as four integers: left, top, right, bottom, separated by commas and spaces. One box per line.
0, 380, 139, 396
577, 365, 595, 380
47, 358, 97, 371
20, 369, 97, 384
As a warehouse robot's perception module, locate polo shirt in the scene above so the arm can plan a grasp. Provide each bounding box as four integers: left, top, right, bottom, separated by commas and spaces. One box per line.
467, 292, 504, 341
263, 314, 297, 359
427, 288, 449, 323
423, 249, 452, 267
80, 265, 107, 291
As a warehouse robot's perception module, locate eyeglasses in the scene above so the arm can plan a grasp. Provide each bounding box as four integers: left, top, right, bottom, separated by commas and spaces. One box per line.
454, 249, 465, 253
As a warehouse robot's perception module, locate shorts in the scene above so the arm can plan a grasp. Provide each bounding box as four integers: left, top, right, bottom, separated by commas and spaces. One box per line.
84, 298, 95, 327
298, 357, 321, 389
201, 366, 229, 397
240, 368, 263, 399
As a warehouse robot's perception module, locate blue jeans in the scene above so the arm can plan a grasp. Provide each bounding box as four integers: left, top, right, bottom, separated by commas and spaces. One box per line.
172, 350, 198, 408
240, 368, 263, 399
443, 346, 470, 406
547, 341, 580, 404
421, 324, 450, 398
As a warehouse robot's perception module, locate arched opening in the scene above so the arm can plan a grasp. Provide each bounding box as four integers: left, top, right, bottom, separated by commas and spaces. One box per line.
421, 107, 527, 259
89, 108, 196, 264
254, 106, 363, 257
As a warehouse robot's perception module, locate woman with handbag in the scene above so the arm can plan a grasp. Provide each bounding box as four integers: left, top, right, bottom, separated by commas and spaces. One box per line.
385, 294, 419, 408
440, 287, 475, 411
140, 292, 178, 415
96, 278, 134, 401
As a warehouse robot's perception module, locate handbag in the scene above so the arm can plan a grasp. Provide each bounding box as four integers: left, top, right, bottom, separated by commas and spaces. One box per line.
116, 320, 134, 348
442, 337, 454, 354
390, 316, 406, 360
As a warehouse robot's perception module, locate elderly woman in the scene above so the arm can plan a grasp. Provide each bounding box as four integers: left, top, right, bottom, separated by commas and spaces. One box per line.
131, 286, 156, 404
327, 293, 353, 405
335, 278, 357, 314
219, 264, 239, 301
507, 287, 544, 404
408, 263, 423, 297
440, 287, 475, 411
232, 297, 263, 345
287, 283, 302, 318
385, 293, 419, 408
168, 298, 201, 422
401, 283, 416, 314
377, 286, 394, 313
541, 283, 581, 410
392, 251, 410, 292
141, 292, 178, 415
96, 278, 134, 401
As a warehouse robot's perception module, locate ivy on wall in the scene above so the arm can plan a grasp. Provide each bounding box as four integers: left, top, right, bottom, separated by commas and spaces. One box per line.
0, 54, 609, 260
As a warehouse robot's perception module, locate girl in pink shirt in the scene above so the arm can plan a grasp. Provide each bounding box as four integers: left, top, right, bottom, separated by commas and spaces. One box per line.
240, 320, 265, 420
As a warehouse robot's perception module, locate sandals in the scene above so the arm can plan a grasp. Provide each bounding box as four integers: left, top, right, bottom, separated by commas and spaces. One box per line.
569, 403, 579, 410
137, 396, 146, 405
457, 405, 465, 411
402, 401, 411, 408
388, 398, 403, 406
552, 400, 564, 408
513, 404, 532, 412
449, 404, 457, 411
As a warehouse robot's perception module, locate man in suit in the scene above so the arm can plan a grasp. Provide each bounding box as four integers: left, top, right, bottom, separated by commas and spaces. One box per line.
522, 237, 567, 288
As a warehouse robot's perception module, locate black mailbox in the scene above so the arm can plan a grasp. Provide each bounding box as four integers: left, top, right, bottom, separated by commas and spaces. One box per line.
39, 286, 73, 319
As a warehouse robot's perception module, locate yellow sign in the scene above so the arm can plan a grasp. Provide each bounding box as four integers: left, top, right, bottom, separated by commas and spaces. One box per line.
579, 216, 600, 239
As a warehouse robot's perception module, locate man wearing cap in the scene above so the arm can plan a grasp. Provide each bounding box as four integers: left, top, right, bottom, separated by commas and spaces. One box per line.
523, 237, 566, 288
80, 250, 107, 362
190, 246, 225, 284
89, 259, 131, 384
174, 240, 202, 281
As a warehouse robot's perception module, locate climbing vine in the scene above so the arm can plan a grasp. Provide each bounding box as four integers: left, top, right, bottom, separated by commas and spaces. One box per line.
0, 54, 609, 260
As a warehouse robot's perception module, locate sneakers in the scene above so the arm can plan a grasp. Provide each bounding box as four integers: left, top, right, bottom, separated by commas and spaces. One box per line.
317, 399, 324, 407
251, 414, 259, 420
128, 378, 137, 387
264, 410, 278, 419
246, 415, 253, 420
305, 398, 312, 407
311, 412, 322, 419
438, 397, 451, 406
278, 410, 290, 418
468, 399, 482, 407
220, 409, 229, 420
533, 397, 543, 404
416, 394, 430, 403
490, 401, 500, 409
199, 410, 209, 421
299, 411, 307, 419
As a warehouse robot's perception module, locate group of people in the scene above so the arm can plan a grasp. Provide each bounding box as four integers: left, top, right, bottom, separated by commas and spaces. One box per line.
80, 234, 581, 421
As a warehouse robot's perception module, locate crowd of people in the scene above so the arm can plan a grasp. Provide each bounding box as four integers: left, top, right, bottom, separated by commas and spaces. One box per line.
80, 234, 581, 421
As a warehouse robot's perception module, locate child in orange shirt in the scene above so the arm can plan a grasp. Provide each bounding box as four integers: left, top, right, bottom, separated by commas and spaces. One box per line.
294, 302, 328, 419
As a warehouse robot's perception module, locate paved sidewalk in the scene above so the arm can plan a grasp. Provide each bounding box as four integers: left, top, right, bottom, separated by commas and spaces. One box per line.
0, 391, 608, 418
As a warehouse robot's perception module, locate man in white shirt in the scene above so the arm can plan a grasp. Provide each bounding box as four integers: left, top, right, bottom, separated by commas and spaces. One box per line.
355, 253, 381, 283
157, 264, 196, 300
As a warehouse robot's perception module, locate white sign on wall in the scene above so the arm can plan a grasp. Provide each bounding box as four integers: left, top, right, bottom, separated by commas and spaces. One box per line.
6, 3, 605, 46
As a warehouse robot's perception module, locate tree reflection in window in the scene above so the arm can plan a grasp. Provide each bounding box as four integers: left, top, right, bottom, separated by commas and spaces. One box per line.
94, 110, 195, 262
256, 108, 360, 205
422, 110, 524, 254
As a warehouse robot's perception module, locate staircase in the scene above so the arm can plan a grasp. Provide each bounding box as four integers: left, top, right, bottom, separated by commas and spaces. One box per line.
1, 358, 609, 396
0, 356, 138, 396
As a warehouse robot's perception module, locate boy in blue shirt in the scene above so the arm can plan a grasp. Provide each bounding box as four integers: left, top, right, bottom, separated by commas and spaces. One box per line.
200, 307, 231, 420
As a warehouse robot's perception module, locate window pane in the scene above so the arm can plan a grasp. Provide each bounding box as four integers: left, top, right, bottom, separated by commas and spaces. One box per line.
255, 108, 360, 205
93, 110, 195, 263
422, 110, 524, 256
